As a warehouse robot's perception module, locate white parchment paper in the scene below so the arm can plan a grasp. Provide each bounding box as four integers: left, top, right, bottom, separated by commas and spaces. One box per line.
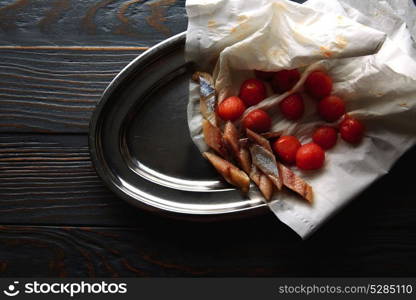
185, 0, 416, 238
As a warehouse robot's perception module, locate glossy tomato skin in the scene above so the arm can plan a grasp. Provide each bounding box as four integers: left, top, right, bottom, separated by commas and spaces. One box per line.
272, 69, 301, 93
273, 136, 301, 164
312, 126, 338, 150
296, 143, 325, 170
243, 109, 272, 133
318, 95, 346, 122
339, 116, 365, 144
217, 96, 246, 121
304, 71, 333, 99
255, 70, 275, 81
279, 93, 304, 120
239, 78, 267, 106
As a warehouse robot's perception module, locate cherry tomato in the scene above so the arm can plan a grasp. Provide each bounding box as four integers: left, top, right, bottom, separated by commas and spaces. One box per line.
339, 116, 365, 144
239, 78, 267, 106
217, 96, 246, 121
317, 95, 346, 122
312, 126, 338, 150
243, 109, 272, 133
273, 135, 301, 164
279, 93, 304, 120
255, 70, 275, 81
271, 69, 301, 93
304, 71, 333, 99
296, 143, 325, 170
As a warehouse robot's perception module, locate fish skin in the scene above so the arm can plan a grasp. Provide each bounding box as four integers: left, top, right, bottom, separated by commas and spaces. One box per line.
259, 172, 274, 201
199, 75, 215, 97
250, 165, 261, 186
278, 163, 313, 203
250, 165, 274, 201
223, 121, 251, 174
261, 131, 282, 140
246, 129, 273, 152
193, 72, 217, 125
238, 147, 252, 174
249, 144, 283, 190
223, 121, 240, 155
202, 120, 229, 160
239, 138, 249, 149
239, 131, 282, 147
203, 152, 250, 194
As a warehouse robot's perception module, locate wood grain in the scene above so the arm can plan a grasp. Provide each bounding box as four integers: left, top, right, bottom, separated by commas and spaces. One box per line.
0, 132, 413, 228
0, 133, 415, 277
0, 0, 186, 47
38, 0, 71, 33
146, 0, 178, 35
0, 133, 145, 226
0, 203, 415, 277
0, 49, 144, 132
0, 0, 187, 134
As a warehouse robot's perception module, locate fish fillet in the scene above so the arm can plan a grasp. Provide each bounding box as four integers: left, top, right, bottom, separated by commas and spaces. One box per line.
193, 72, 217, 125
261, 131, 282, 139
246, 129, 273, 152
278, 163, 313, 203
250, 165, 274, 201
249, 144, 283, 190
202, 120, 229, 159
223, 121, 251, 173
238, 147, 252, 175
239, 131, 282, 147
203, 152, 250, 194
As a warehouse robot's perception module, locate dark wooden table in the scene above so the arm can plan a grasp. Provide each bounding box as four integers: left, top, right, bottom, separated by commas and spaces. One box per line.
0, 0, 415, 277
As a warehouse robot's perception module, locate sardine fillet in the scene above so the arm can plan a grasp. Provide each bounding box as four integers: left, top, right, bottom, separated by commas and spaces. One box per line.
193, 72, 217, 125
202, 120, 229, 159
223, 121, 251, 174
203, 152, 250, 194
250, 165, 274, 201
223, 121, 240, 154
246, 129, 273, 152
239, 131, 282, 147
250, 144, 283, 190
238, 147, 252, 174
278, 163, 313, 203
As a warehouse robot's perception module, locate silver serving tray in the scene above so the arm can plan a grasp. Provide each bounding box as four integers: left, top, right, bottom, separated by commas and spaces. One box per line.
89, 32, 268, 219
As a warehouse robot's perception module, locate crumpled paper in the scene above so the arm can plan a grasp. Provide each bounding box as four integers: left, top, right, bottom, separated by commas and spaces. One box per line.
186, 0, 416, 238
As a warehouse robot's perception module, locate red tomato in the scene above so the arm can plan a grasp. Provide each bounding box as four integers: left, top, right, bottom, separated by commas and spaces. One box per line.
217, 96, 246, 121
239, 78, 267, 106
304, 71, 333, 99
273, 136, 301, 164
272, 69, 301, 93
255, 70, 275, 81
296, 143, 325, 170
279, 93, 304, 120
339, 116, 365, 144
312, 126, 338, 150
243, 109, 272, 133
317, 95, 346, 122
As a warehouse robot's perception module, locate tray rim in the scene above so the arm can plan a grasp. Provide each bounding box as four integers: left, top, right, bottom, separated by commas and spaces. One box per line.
88, 31, 269, 220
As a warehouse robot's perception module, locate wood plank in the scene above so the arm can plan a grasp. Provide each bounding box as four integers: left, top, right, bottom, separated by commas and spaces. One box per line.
0, 134, 415, 276
0, 0, 186, 47
0, 132, 415, 230
0, 217, 415, 277
0, 133, 148, 226
0, 48, 143, 132
0, 0, 186, 133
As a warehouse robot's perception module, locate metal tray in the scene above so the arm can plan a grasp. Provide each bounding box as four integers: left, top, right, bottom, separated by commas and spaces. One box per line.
89, 32, 268, 219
